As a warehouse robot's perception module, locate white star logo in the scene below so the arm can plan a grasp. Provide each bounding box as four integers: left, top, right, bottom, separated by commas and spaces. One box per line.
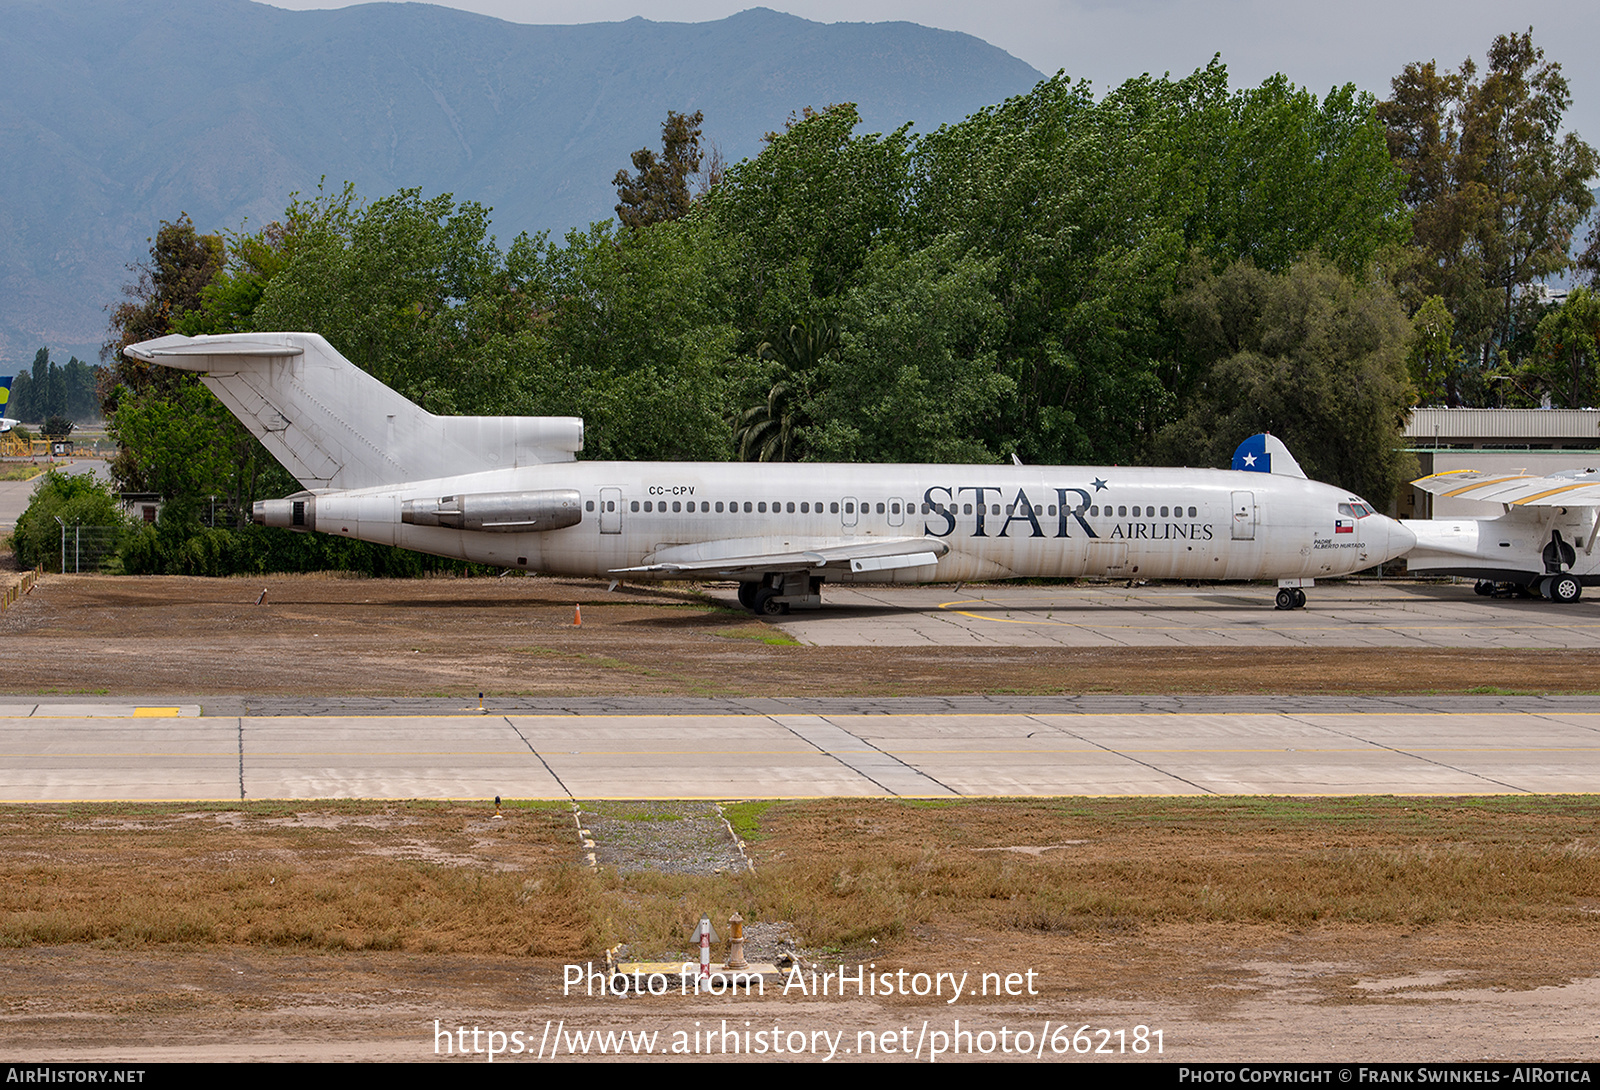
1243, 453, 1257, 466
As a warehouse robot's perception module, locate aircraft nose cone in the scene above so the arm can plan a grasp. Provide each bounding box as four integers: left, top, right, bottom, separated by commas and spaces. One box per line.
1383, 514, 1417, 560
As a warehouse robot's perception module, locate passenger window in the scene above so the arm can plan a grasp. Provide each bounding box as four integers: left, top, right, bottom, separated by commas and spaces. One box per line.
891, 503, 901, 515
628, 501, 637, 512
586, 500, 595, 512
964, 504, 973, 515
877, 502, 886, 514
743, 502, 752, 513
830, 502, 839, 514
672, 501, 681, 512
606, 501, 615, 512
845, 502, 854, 514
1118, 506, 1127, 517
758, 502, 767, 513
801, 502, 809, 514
787, 502, 796, 513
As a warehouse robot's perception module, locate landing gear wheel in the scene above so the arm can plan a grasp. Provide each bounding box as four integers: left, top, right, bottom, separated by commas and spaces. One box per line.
1275, 589, 1296, 610
1292, 588, 1306, 609
1551, 574, 1582, 604
737, 582, 758, 610
1474, 580, 1493, 596
753, 588, 788, 616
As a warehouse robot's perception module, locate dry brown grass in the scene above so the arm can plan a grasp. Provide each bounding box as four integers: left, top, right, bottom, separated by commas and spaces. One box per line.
729, 797, 1600, 957
3, 797, 1597, 967
0, 801, 603, 956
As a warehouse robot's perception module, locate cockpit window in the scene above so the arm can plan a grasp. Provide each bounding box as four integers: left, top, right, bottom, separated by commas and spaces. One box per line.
1338, 502, 1375, 519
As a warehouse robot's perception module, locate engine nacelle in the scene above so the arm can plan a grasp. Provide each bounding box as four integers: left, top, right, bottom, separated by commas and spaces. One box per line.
253, 493, 318, 532
400, 490, 583, 532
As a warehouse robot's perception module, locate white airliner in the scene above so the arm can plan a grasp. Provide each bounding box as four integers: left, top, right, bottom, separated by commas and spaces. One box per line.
1405, 469, 1600, 603
125, 333, 1416, 612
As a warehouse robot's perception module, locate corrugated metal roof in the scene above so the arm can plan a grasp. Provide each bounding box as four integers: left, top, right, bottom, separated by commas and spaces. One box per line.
1405, 407, 1600, 442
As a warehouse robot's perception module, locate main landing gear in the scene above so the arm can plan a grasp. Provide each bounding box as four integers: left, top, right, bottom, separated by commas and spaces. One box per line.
738, 574, 824, 615
1539, 574, 1583, 603
1275, 587, 1307, 610
1474, 577, 1583, 602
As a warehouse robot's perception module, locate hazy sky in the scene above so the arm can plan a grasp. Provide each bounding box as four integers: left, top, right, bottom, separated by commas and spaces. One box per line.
265, 0, 1600, 146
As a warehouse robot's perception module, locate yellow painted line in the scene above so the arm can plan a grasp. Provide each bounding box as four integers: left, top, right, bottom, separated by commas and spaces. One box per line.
1512, 483, 1600, 504
133, 707, 181, 717
1441, 474, 1541, 497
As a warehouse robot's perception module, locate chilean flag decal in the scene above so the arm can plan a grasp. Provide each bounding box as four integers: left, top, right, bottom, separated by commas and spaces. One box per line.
1334, 519, 1353, 534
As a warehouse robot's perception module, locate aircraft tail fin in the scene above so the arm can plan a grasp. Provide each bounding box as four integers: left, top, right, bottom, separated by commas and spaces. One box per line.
1231, 433, 1307, 478
124, 333, 583, 491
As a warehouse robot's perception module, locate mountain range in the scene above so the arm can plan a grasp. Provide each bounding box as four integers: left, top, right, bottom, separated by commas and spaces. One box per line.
0, 0, 1043, 368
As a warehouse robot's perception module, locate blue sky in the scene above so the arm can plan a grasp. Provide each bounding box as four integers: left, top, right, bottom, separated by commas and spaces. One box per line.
267, 0, 1600, 147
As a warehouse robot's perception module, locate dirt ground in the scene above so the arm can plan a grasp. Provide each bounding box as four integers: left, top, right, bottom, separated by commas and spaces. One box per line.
4, 572, 1600, 696
2, 572, 1599, 1062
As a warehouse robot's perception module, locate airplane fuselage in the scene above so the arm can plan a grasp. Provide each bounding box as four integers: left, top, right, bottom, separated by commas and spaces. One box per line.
278, 460, 1410, 585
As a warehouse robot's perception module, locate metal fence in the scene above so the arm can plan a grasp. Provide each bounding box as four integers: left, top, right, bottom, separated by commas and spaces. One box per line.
54, 524, 125, 573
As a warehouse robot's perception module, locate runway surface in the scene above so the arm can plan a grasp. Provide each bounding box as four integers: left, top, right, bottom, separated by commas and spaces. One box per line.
763, 582, 1600, 647
3, 697, 1597, 801
0, 458, 95, 532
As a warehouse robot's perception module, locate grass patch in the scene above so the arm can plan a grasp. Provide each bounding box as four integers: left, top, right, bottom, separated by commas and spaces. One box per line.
714, 626, 801, 646
0, 463, 48, 482
720, 801, 776, 842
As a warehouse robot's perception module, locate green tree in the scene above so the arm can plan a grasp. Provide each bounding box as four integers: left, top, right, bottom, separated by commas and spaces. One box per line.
734, 319, 842, 462
1406, 295, 1470, 405
102, 215, 225, 406
809, 246, 1011, 464
1380, 30, 1598, 374
10, 471, 130, 572
1154, 257, 1415, 508
614, 110, 705, 229
538, 217, 746, 460
1516, 287, 1600, 408
701, 103, 915, 317
252, 185, 538, 415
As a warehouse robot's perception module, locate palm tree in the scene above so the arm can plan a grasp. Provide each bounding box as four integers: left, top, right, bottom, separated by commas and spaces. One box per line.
733, 319, 841, 462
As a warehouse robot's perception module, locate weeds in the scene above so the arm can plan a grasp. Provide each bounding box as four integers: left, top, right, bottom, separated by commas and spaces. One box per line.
2, 797, 1598, 960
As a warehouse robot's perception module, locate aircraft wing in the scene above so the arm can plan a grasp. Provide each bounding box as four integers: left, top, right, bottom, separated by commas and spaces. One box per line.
611, 535, 949, 578
1412, 468, 1600, 507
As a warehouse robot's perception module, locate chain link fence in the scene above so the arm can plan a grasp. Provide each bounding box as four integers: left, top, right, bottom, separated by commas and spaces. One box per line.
54, 524, 127, 573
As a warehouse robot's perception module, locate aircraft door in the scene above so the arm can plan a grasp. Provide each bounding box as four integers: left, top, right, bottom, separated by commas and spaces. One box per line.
599, 487, 622, 535
1230, 491, 1256, 541
888, 497, 906, 528
841, 497, 859, 528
